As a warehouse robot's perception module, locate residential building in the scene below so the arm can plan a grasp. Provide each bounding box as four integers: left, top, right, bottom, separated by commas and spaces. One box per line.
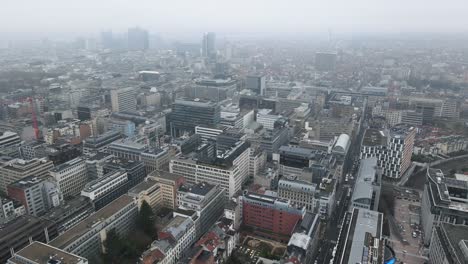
150, 170, 185, 209
177, 182, 225, 238
49, 157, 87, 198
351, 157, 381, 211
241, 192, 305, 242
428, 223, 468, 264
0, 215, 58, 263
421, 168, 468, 245
49, 195, 138, 260
0, 158, 54, 192
7, 176, 62, 216
7, 241, 88, 264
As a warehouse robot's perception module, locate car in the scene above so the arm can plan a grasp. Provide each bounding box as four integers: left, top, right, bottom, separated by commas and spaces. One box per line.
402, 250, 407, 254
412, 232, 417, 238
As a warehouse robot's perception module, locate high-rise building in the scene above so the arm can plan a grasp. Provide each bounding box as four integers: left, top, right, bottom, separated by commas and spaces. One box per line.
169, 99, 221, 137
0, 158, 54, 192
241, 192, 305, 242
428, 222, 468, 264
177, 182, 225, 238
7, 241, 88, 264
421, 168, 468, 245
49, 157, 88, 199
201, 32, 216, 57
127, 27, 149, 51
315, 52, 337, 72
111, 87, 137, 113
7, 176, 62, 216
170, 141, 250, 198
246, 75, 266, 96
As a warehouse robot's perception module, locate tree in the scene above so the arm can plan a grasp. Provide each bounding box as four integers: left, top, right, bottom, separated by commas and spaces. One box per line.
102, 229, 139, 264
137, 201, 157, 239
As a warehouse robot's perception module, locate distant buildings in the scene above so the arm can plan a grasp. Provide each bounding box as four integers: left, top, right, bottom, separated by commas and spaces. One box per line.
246, 75, 266, 96
128, 27, 149, 51
201, 32, 216, 58
315, 52, 337, 72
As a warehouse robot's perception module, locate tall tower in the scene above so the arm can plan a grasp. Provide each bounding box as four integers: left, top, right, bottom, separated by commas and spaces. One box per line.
202, 32, 216, 57
128, 27, 149, 51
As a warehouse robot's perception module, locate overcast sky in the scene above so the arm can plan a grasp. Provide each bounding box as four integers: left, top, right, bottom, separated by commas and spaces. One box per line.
1, 0, 467, 37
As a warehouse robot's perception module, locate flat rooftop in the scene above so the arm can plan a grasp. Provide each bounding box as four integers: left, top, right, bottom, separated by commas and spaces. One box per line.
9, 241, 86, 264
49, 195, 135, 249
362, 129, 386, 147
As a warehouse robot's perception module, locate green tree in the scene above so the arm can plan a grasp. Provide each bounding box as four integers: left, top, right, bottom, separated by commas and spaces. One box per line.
137, 201, 157, 239
102, 229, 138, 263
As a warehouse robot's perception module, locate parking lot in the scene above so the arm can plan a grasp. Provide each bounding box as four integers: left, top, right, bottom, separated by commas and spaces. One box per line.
388, 189, 428, 264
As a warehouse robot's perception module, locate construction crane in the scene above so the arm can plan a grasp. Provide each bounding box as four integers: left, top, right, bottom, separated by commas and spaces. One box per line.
28, 97, 40, 140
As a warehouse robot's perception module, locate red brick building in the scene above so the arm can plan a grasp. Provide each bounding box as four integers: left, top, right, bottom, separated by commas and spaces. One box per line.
241, 192, 305, 242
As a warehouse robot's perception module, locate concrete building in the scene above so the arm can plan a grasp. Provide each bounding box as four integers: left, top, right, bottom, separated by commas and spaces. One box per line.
103, 158, 146, 191
332, 208, 395, 264
85, 152, 113, 180
170, 141, 250, 198
249, 146, 267, 178
41, 197, 94, 235
256, 109, 281, 130
421, 168, 468, 245
82, 130, 122, 155
49, 195, 138, 260
169, 99, 220, 137
278, 178, 316, 211
7, 241, 88, 264
49, 157, 87, 199
178, 182, 225, 238
187, 79, 237, 102
195, 125, 224, 143
111, 87, 137, 113
283, 212, 321, 264
0, 158, 54, 192
7, 176, 62, 216
19, 141, 47, 160
350, 157, 381, 211
150, 170, 185, 209
0, 197, 25, 224
246, 75, 266, 96
241, 192, 305, 242
141, 148, 171, 174
107, 137, 148, 161
428, 223, 468, 264
250, 127, 289, 157
0, 215, 58, 263
81, 170, 128, 210
128, 177, 162, 209
202, 32, 216, 57
273, 145, 317, 177
0, 131, 21, 148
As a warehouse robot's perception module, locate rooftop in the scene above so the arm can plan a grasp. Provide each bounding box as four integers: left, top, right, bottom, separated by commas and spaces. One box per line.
9, 241, 87, 264
179, 182, 215, 196
49, 195, 135, 249
362, 129, 387, 147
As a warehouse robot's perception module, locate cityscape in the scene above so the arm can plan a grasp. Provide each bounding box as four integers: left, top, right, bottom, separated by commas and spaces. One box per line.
0, 1, 468, 264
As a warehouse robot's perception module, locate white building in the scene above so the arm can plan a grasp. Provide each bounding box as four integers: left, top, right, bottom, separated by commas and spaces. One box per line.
111, 87, 137, 113
49, 158, 88, 198
81, 170, 128, 201
257, 109, 281, 130
278, 178, 316, 211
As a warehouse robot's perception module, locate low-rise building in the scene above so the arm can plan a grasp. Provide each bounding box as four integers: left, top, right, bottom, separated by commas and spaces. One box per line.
351, 157, 381, 211
0, 158, 54, 193
150, 170, 185, 209
49, 157, 87, 199
429, 223, 468, 264
81, 170, 128, 210
141, 148, 171, 174
7, 241, 88, 264
128, 177, 162, 209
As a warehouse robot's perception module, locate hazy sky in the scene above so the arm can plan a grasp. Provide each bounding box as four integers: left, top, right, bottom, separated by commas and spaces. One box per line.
1, 0, 467, 36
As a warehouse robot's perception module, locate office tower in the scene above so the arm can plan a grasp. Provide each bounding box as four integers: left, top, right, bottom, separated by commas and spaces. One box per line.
246, 75, 266, 96
169, 99, 221, 137
100, 31, 113, 49
111, 87, 137, 113
278, 178, 316, 211
170, 141, 250, 198
0, 215, 58, 263
149, 170, 185, 209
49, 195, 138, 260
315, 52, 337, 71
7, 176, 62, 216
81, 170, 128, 210
201, 32, 216, 57
0, 131, 20, 148
82, 130, 122, 155
0, 158, 54, 192
350, 157, 381, 211
7, 241, 88, 264
421, 169, 468, 245
177, 182, 225, 238
127, 27, 149, 51
333, 208, 395, 264
49, 158, 87, 198
428, 222, 468, 264
241, 192, 305, 242
249, 146, 267, 178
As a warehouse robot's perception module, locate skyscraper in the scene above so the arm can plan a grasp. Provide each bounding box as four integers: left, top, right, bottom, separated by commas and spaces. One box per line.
128, 27, 149, 51
201, 32, 216, 57
169, 99, 220, 137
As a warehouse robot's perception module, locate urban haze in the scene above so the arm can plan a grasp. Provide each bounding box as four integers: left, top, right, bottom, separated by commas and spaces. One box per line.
0, 1, 468, 264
